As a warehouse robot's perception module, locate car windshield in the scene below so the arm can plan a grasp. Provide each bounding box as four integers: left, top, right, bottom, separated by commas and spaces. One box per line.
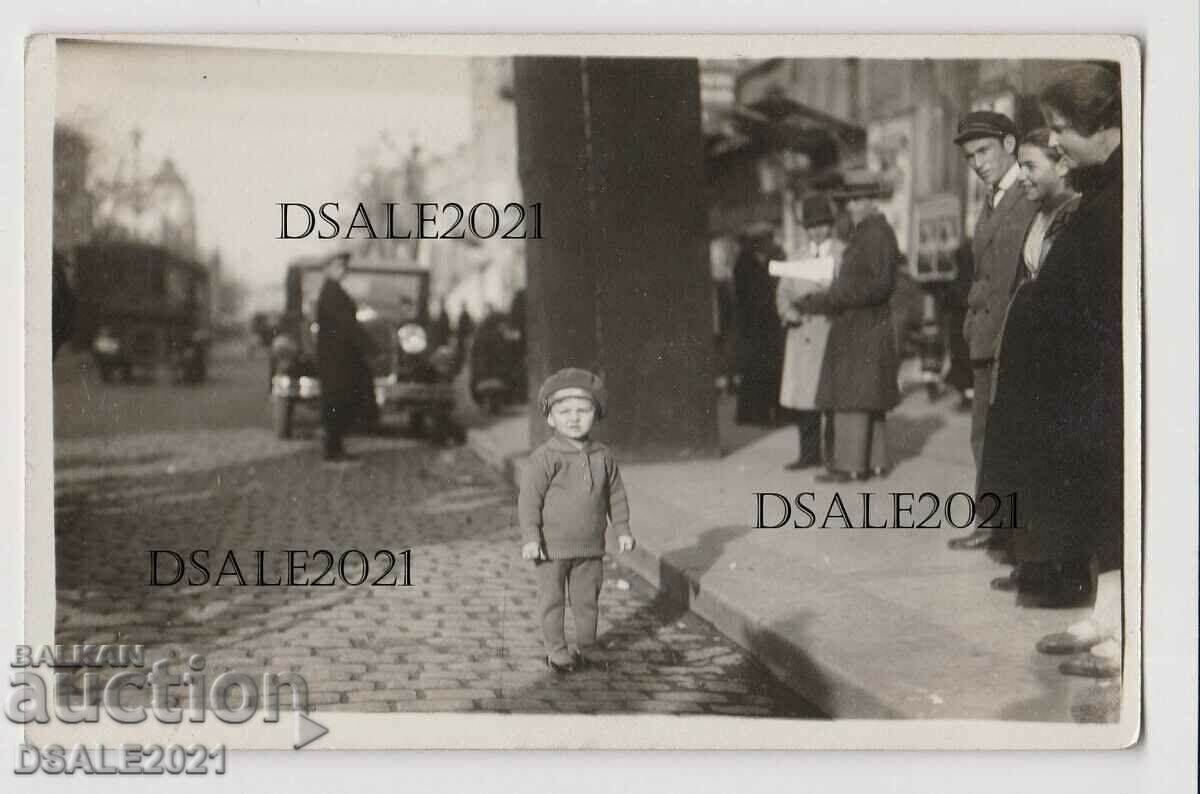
301, 270, 424, 324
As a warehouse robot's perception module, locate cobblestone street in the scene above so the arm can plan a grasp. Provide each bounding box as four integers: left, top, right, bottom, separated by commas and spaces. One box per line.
52, 349, 820, 718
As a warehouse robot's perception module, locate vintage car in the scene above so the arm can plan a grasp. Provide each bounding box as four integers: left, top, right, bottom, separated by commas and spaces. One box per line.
268, 257, 462, 442
72, 241, 211, 383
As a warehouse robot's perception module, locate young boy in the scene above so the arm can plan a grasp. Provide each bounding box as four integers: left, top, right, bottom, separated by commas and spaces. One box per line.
518, 368, 635, 673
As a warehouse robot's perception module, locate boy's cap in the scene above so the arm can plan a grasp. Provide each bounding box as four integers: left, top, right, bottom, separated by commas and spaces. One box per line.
954, 110, 1018, 145
538, 368, 607, 418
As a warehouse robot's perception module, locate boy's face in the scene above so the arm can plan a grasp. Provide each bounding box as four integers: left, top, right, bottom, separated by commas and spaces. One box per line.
546, 396, 596, 441
960, 135, 1016, 188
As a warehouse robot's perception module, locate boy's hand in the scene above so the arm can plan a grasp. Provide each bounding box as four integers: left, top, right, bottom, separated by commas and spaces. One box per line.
521, 542, 545, 561
618, 534, 635, 553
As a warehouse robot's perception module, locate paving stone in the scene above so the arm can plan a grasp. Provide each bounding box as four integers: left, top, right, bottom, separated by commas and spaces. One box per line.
419, 688, 496, 700
313, 702, 391, 713
477, 698, 555, 712
306, 680, 378, 693
397, 700, 478, 712
653, 691, 730, 704
346, 689, 419, 702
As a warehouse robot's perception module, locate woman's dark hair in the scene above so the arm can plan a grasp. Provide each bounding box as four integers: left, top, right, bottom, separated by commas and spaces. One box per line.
1039, 63, 1121, 137
1018, 128, 1065, 162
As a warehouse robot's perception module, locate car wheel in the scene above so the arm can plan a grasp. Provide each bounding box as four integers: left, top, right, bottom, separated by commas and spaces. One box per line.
427, 414, 447, 445
273, 396, 294, 439
407, 411, 427, 437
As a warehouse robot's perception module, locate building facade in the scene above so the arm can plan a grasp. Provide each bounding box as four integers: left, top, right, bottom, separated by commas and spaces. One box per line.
424, 57, 527, 325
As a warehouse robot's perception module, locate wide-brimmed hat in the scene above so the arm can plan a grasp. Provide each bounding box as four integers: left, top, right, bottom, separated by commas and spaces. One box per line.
825, 169, 894, 202
798, 194, 836, 228
953, 110, 1019, 145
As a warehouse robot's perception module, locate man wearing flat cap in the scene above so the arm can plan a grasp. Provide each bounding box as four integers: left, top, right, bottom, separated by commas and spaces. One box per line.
949, 110, 1038, 551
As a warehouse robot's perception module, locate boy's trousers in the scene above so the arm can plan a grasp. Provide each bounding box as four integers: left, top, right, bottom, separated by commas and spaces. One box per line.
535, 556, 604, 662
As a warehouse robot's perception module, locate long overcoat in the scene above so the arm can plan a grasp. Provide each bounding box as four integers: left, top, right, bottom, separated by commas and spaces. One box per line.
316, 277, 376, 430
978, 148, 1124, 572
800, 213, 901, 413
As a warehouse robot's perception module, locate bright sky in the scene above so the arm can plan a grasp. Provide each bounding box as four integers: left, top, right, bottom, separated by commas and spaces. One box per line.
55, 41, 473, 302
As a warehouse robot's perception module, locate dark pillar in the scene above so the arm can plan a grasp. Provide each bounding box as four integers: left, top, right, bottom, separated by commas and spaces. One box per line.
514, 57, 718, 461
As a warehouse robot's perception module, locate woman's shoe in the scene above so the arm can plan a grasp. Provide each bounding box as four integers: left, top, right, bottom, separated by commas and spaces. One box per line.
784, 458, 820, 471
1059, 652, 1121, 678
990, 573, 1020, 592
1037, 631, 1103, 655
814, 469, 870, 484
546, 656, 576, 674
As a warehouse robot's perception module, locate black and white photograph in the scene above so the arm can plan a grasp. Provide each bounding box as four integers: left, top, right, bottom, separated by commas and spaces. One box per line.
24, 34, 1144, 750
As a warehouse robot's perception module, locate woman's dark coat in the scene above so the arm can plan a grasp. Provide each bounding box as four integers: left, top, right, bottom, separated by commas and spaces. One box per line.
732, 240, 786, 425
316, 277, 377, 431
978, 148, 1124, 572
800, 213, 901, 413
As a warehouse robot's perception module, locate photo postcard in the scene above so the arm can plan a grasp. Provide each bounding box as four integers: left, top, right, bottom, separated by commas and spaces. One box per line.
20, 33, 1142, 757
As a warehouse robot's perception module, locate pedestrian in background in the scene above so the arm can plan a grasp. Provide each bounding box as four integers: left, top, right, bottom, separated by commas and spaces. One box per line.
980, 63, 1125, 678
429, 299, 452, 351
316, 252, 375, 462
456, 306, 475, 363
948, 110, 1039, 551
52, 250, 77, 360
941, 241, 975, 406
519, 368, 635, 674
776, 194, 844, 470
732, 224, 786, 426
792, 178, 901, 483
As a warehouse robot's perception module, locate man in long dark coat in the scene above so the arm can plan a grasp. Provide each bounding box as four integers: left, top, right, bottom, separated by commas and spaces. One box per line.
794, 190, 900, 481
316, 253, 376, 461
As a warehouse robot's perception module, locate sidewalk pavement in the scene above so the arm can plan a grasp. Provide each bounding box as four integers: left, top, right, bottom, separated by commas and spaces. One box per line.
468, 386, 1114, 721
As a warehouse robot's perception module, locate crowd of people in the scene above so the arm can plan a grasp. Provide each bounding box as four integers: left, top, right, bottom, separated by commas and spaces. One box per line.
730, 62, 1125, 679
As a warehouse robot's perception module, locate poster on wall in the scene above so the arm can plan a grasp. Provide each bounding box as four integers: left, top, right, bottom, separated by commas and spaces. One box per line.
913, 193, 962, 283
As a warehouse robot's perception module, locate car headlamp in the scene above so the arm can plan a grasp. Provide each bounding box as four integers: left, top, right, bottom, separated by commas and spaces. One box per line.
93, 328, 121, 355
397, 324, 428, 355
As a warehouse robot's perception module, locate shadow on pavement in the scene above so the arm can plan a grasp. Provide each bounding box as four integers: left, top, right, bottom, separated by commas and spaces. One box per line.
886, 413, 947, 466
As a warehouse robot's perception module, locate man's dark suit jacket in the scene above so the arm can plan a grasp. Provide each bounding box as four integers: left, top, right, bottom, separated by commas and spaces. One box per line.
963, 183, 1039, 361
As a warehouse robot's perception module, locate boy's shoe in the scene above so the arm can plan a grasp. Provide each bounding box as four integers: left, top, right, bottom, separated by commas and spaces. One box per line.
546, 656, 576, 674
570, 650, 608, 672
